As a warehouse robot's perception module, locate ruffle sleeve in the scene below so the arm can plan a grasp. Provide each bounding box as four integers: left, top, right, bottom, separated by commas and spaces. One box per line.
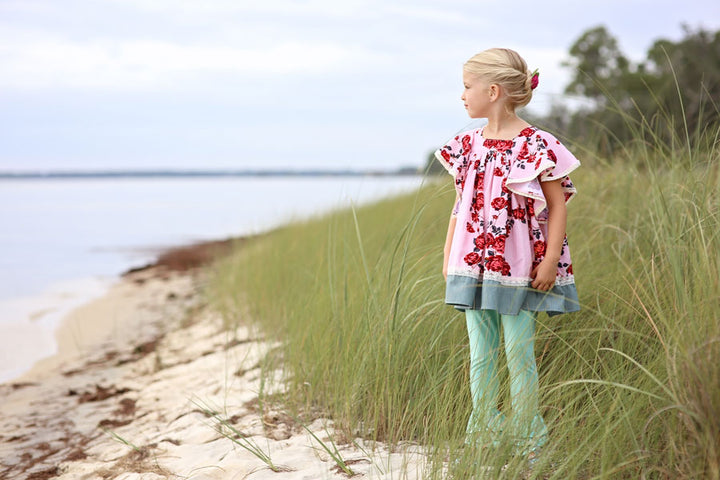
505, 130, 580, 222
434, 130, 475, 194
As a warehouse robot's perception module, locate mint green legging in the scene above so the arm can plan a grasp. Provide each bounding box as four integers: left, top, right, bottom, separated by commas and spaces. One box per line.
465, 309, 548, 452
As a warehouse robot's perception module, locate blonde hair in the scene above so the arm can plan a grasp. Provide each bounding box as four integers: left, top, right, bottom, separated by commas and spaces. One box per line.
463, 48, 534, 109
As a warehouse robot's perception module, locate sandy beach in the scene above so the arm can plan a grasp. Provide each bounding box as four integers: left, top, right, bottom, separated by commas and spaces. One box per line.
0, 244, 427, 480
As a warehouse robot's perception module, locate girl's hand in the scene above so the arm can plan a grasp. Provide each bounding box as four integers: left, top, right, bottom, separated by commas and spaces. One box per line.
532, 179, 566, 292
530, 258, 557, 291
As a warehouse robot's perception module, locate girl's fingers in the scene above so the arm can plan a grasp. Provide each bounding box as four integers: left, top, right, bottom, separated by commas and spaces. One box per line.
531, 280, 553, 291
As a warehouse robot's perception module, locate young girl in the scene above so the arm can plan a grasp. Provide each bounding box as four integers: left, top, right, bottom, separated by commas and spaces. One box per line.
435, 48, 580, 460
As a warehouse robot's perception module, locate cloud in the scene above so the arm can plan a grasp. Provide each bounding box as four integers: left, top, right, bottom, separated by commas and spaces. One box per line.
0, 34, 390, 89
382, 3, 482, 26
102, 0, 476, 22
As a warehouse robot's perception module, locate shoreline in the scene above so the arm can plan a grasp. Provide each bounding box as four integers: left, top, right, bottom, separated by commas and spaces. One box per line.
0, 238, 427, 479
0, 276, 113, 384
0, 238, 238, 386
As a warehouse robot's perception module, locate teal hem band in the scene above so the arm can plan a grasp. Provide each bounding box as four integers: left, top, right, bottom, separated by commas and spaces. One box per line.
446, 275, 580, 317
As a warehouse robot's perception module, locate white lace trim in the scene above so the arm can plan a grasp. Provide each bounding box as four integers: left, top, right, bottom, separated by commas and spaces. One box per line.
434, 149, 457, 179
447, 267, 575, 287
541, 160, 581, 181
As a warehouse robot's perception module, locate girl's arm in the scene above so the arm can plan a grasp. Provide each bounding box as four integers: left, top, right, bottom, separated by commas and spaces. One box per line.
443, 195, 459, 280
530, 178, 567, 291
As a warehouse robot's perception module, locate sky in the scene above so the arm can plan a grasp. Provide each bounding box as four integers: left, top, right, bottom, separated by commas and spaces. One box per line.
1, 0, 719, 172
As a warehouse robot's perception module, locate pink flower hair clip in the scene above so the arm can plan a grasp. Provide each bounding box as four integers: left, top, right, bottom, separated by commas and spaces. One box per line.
530, 69, 539, 90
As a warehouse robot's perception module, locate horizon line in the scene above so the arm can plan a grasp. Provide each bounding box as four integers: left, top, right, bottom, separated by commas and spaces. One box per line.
0, 167, 424, 179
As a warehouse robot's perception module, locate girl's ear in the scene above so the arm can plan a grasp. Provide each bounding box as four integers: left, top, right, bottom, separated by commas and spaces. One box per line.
488, 84, 500, 101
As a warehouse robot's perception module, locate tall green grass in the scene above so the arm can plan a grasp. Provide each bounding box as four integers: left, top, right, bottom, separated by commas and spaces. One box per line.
207, 138, 720, 478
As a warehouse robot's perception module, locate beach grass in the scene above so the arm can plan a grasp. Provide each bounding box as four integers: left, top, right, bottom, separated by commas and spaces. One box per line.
206, 129, 720, 478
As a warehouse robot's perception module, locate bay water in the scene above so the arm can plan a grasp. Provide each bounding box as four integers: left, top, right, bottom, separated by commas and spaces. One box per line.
0, 176, 424, 382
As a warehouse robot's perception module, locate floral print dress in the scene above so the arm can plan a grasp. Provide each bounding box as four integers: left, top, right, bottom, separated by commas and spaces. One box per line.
436, 126, 580, 316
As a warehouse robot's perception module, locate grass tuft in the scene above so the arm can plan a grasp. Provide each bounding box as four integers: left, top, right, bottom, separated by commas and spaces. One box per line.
191, 397, 292, 473
301, 421, 357, 476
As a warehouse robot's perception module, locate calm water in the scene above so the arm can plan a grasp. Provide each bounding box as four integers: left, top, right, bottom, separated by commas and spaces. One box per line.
0, 176, 423, 382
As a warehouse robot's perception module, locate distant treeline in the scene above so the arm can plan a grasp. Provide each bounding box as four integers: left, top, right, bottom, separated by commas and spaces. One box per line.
425, 24, 720, 172
0, 167, 422, 180
544, 24, 720, 154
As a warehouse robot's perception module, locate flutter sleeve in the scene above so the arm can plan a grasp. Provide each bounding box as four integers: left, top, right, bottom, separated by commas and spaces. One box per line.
434, 130, 475, 195
505, 130, 580, 222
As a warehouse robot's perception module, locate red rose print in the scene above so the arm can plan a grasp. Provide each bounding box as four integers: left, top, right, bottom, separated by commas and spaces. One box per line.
519, 127, 535, 137
486, 255, 511, 275
534, 240, 546, 258
471, 211, 479, 222
464, 252, 481, 265
491, 197, 507, 210
441, 149, 451, 161
474, 192, 484, 209
501, 261, 511, 276
486, 255, 504, 272
501, 178, 510, 193
512, 208, 525, 220
478, 172, 484, 184
474, 232, 494, 250
461, 135, 471, 153
494, 167, 504, 177
494, 235, 507, 254
548, 149, 557, 163
474, 159, 480, 169
567, 264, 573, 275
517, 142, 529, 161
527, 199, 535, 217
483, 139, 514, 150
466, 222, 475, 233
482, 232, 495, 248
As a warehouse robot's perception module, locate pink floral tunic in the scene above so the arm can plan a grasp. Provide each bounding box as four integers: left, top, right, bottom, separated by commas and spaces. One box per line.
435, 126, 580, 316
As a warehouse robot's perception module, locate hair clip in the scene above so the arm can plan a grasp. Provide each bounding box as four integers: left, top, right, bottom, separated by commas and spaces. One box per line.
530, 69, 539, 90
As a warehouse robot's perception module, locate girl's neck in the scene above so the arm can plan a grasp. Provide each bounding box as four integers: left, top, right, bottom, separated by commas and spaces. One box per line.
482, 110, 530, 140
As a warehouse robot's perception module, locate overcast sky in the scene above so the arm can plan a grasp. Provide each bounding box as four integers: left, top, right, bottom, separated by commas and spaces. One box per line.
1, 0, 719, 172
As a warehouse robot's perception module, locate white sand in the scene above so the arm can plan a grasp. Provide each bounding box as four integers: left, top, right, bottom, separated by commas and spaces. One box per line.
0, 267, 430, 479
